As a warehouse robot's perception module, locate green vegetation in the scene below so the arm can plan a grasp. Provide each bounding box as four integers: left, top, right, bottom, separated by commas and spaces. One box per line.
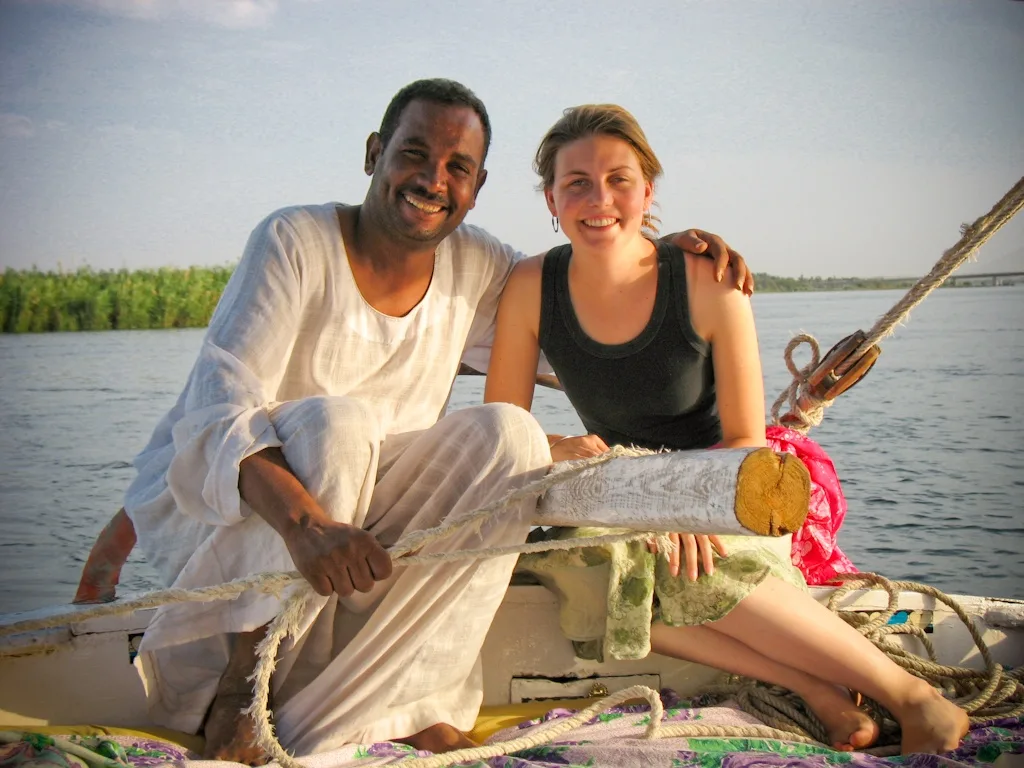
0, 265, 1006, 334
0, 266, 233, 333
752, 273, 917, 292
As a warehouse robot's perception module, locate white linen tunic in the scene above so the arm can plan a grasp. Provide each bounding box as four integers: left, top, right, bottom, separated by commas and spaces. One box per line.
124, 203, 550, 751
127, 202, 515, 550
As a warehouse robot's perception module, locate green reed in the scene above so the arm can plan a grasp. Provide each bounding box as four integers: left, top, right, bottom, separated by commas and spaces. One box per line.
0, 266, 234, 333
0, 265, 934, 334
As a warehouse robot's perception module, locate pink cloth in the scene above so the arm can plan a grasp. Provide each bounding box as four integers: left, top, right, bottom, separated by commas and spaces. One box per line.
766, 425, 858, 585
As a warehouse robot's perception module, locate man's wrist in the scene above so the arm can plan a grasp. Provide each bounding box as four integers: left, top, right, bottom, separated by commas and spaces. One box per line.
278, 505, 334, 542
240, 448, 332, 540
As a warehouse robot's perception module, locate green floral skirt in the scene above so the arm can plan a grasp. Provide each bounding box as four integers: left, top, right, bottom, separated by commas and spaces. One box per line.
515, 527, 807, 662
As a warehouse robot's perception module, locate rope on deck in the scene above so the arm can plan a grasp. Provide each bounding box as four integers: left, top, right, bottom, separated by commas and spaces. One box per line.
771, 175, 1024, 433
398, 685, 821, 768
693, 573, 1024, 753
396, 574, 1023, 768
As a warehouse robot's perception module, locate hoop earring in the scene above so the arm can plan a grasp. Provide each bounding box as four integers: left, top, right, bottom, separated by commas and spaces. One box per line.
552, 216, 560, 233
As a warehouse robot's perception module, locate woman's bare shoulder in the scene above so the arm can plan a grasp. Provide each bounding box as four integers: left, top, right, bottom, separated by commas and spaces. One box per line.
506, 253, 546, 292
684, 250, 731, 292
684, 249, 751, 339
514, 252, 546, 274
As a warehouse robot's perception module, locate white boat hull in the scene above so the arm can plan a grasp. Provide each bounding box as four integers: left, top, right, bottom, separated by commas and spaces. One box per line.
1, 584, 1022, 729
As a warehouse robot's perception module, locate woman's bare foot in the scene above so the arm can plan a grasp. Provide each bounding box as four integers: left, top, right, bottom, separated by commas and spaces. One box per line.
202, 691, 270, 765
396, 723, 478, 754
801, 682, 880, 751
893, 682, 969, 755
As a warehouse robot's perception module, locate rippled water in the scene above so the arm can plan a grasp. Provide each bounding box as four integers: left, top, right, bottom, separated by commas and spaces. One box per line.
1, 287, 1021, 613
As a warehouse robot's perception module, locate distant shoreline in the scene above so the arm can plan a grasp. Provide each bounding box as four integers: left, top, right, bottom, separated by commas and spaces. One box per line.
753, 273, 1022, 292
0, 266, 1018, 334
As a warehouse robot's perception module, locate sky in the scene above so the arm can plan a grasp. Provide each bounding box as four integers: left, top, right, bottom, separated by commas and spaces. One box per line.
0, 0, 1022, 278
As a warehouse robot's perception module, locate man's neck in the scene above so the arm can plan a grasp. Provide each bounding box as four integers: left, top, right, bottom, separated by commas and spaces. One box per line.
337, 204, 437, 318
341, 205, 434, 273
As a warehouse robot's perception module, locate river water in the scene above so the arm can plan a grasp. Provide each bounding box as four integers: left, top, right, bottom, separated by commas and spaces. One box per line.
0, 287, 1022, 614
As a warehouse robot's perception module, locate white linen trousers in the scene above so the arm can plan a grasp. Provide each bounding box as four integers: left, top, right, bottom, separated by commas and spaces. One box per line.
138, 397, 549, 753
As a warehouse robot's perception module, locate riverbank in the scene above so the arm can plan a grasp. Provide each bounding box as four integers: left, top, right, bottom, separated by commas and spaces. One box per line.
0, 265, 1013, 333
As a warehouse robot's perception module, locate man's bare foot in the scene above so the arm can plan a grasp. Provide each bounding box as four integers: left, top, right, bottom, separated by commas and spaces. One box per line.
202, 691, 270, 765
802, 683, 880, 751
396, 723, 478, 754
893, 682, 969, 755
202, 625, 271, 764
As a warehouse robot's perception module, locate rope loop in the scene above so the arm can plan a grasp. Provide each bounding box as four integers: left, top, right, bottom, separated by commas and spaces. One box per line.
770, 334, 827, 432
784, 334, 821, 379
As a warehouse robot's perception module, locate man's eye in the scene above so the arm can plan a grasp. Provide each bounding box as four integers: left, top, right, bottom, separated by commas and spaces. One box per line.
403, 149, 425, 159
450, 164, 470, 176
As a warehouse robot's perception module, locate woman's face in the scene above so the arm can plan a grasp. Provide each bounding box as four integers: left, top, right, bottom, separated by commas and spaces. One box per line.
545, 134, 653, 252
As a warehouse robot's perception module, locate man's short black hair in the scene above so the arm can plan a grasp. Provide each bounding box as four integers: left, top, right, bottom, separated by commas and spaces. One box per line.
378, 78, 492, 164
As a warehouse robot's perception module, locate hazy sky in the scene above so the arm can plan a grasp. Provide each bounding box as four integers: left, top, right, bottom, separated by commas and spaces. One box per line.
1, 0, 1022, 277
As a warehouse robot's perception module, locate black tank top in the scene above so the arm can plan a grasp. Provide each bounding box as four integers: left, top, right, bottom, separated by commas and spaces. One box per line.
539, 241, 723, 451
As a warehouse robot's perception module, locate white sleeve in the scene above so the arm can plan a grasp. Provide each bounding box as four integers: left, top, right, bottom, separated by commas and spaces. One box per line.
458, 232, 553, 375
131, 211, 308, 527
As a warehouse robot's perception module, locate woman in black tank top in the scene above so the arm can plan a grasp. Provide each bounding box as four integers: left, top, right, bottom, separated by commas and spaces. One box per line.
483, 105, 967, 754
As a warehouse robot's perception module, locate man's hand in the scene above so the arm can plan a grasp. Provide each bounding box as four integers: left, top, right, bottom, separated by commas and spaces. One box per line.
667, 230, 754, 295
549, 434, 609, 462
649, 533, 728, 580
240, 447, 393, 598
283, 517, 393, 598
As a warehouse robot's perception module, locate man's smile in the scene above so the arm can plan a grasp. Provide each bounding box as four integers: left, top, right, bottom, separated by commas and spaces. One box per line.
401, 191, 447, 216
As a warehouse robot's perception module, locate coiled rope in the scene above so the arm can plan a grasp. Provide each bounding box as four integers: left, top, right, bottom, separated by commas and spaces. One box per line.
694, 573, 1023, 751
772, 175, 1024, 433
391, 573, 1022, 768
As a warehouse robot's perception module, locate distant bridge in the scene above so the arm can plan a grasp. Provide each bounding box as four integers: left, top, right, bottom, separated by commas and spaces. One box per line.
873, 271, 1024, 287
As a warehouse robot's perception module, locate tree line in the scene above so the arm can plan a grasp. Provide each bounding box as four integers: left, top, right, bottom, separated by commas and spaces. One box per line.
752, 273, 917, 292
0, 265, 925, 333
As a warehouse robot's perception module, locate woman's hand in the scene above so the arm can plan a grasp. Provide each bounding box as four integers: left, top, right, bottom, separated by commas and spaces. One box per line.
649, 533, 729, 580
549, 433, 609, 462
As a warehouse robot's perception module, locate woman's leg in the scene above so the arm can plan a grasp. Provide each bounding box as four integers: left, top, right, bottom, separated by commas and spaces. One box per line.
680, 575, 968, 754
651, 622, 878, 750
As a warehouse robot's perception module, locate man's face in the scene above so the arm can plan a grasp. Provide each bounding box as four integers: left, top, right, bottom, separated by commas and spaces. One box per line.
364, 100, 488, 246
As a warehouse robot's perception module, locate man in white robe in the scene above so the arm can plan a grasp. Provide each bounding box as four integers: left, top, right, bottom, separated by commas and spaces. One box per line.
77, 78, 752, 762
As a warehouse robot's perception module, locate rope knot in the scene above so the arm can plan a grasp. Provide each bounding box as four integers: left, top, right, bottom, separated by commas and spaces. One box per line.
770, 334, 827, 433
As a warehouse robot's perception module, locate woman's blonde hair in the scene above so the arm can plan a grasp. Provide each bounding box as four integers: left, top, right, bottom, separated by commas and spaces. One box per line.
533, 104, 663, 235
